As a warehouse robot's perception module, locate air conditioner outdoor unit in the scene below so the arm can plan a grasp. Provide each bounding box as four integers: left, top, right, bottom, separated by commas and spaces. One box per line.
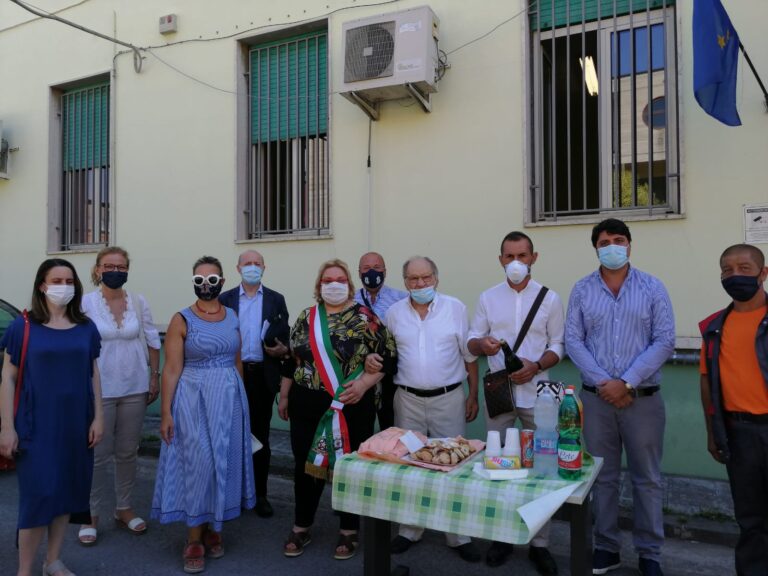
340, 5, 440, 119
0, 121, 9, 180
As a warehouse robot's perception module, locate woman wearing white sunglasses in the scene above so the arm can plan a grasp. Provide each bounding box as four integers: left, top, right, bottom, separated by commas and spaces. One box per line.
151, 256, 255, 574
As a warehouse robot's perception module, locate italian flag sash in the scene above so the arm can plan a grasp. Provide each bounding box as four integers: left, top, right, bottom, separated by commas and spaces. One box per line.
305, 304, 363, 479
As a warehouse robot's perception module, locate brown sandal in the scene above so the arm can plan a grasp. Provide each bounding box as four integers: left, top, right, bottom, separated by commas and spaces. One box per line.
334, 532, 359, 560
202, 528, 224, 559
183, 541, 205, 574
283, 530, 312, 557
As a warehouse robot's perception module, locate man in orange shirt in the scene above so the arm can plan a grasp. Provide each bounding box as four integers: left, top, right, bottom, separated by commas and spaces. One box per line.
699, 243, 768, 576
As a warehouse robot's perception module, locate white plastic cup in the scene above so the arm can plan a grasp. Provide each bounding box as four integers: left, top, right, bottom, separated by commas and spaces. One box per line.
502, 428, 521, 457
485, 430, 502, 457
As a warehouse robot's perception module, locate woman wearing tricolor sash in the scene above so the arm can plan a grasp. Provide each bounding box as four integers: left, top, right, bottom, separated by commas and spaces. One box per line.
278, 259, 397, 561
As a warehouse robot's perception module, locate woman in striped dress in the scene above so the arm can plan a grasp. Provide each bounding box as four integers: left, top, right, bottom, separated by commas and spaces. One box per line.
151, 256, 255, 574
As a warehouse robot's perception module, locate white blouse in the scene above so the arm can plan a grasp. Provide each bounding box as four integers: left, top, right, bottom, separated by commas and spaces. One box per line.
82, 290, 161, 398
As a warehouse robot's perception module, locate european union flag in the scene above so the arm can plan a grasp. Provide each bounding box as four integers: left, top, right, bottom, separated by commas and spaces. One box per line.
693, 0, 741, 126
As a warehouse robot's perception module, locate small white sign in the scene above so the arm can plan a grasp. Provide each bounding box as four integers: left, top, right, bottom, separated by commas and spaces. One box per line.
399, 431, 426, 454
744, 203, 768, 244
399, 21, 422, 34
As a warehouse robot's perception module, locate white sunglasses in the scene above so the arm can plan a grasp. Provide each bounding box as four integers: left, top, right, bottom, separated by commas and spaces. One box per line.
192, 274, 222, 287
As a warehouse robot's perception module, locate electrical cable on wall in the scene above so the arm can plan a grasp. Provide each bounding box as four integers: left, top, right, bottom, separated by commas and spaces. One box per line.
8, 0, 143, 72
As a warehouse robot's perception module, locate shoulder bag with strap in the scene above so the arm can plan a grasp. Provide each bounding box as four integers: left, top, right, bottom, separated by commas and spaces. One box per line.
483, 287, 549, 419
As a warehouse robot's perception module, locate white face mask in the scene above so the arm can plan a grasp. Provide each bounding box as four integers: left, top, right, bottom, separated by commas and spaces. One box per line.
45, 284, 75, 307
505, 260, 530, 285
321, 282, 349, 306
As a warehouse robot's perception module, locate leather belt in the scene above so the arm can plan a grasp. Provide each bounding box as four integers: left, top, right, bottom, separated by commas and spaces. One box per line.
242, 361, 264, 371
726, 411, 768, 424
582, 384, 660, 397
397, 383, 462, 398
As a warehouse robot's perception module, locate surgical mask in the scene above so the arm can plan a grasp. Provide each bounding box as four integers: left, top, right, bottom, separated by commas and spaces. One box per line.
101, 271, 128, 289
194, 282, 223, 301
360, 269, 385, 291
321, 282, 349, 306
505, 260, 530, 285
45, 284, 75, 307
410, 286, 436, 305
241, 265, 263, 286
598, 244, 629, 270
722, 274, 763, 302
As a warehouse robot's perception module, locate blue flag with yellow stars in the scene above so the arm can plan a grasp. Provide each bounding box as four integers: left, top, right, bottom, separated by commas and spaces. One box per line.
693, 0, 741, 126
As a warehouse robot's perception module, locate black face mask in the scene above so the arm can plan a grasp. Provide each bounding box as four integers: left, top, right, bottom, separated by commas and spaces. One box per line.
101, 271, 128, 289
721, 274, 763, 302
194, 283, 223, 301
361, 269, 384, 290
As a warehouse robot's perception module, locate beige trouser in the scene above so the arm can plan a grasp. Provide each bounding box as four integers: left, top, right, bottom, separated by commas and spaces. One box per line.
395, 385, 472, 547
484, 404, 550, 547
90, 393, 147, 515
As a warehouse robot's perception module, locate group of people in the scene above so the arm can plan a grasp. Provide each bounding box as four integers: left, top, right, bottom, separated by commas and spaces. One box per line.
0, 217, 765, 576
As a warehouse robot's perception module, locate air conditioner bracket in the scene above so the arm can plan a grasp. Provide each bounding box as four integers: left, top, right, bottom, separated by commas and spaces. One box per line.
345, 91, 380, 121
404, 83, 432, 113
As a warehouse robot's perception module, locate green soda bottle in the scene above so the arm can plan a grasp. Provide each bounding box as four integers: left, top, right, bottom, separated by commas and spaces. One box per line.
557, 388, 582, 480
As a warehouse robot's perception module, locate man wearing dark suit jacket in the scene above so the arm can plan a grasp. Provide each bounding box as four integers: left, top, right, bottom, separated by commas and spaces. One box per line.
220, 250, 289, 518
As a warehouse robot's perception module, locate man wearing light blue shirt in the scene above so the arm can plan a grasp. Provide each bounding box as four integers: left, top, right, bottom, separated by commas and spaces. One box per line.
219, 250, 289, 518
565, 219, 675, 576
354, 252, 408, 429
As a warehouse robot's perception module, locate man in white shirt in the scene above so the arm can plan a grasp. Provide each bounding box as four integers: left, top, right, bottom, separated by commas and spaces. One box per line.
383, 256, 481, 562
354, 252, 408, 430
468, 231, 565, 575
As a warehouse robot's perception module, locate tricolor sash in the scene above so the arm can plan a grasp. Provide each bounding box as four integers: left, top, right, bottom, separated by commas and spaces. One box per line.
305, 304, 363, 479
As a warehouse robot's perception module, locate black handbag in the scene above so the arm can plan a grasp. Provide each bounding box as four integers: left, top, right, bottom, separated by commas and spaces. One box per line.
482, 287, 549, 419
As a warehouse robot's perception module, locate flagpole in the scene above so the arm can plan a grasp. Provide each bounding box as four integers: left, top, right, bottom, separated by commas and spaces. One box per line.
738, 41, 768, 112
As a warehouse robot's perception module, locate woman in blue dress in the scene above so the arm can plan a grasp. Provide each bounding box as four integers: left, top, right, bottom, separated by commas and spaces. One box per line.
0, 259, 104, 576
151, 256, 255, 574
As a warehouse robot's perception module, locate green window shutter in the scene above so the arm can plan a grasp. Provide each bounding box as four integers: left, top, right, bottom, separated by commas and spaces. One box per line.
530, 0, 675, 31
250, 31, 328, 143
62, 82, 110, 170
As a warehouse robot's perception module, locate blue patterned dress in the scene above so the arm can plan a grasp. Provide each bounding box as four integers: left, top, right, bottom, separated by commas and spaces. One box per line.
151, 307, 255, 531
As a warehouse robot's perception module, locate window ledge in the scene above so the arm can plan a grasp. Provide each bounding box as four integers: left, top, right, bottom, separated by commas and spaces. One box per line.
235, 232, 333, 245
47, 246, 104, 256
525, 212, 685, 228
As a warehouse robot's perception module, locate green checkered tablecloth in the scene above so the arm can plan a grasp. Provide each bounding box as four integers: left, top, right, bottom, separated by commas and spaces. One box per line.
332, 453, 593, 544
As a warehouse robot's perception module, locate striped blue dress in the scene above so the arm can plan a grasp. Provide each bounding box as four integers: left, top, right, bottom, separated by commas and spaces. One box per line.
151, 307, 256, 531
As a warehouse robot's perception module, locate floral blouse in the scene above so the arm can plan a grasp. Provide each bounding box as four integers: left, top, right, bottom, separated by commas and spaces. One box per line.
289, 302, 397, 391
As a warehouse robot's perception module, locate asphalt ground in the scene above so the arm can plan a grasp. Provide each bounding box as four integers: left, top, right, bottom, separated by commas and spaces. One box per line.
1, 458, 737, 575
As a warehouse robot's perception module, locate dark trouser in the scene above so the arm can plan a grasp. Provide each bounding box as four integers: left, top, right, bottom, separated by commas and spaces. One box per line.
377, 374, 396, 431
242, 362, 275, 498
289, 384, 375, 530
725, 418, 768, 576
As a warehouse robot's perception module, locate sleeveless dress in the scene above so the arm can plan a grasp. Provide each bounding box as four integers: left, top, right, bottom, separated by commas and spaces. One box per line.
151, 307, 256, 531
2, 317, 101, 528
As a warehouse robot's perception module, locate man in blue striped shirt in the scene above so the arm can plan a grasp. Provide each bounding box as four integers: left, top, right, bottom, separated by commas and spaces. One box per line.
565, 219, 675, 576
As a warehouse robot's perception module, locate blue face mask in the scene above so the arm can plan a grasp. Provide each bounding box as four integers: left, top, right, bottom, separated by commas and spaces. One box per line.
410, 286, 436, 305
241, 265, 263, 286
722, 274, 762, 302
598, 244, 629, 270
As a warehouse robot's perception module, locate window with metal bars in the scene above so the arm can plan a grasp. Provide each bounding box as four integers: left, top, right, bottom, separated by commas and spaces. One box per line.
60, 82, 110, 249
247, 31, 329, 238
528, 1, 679, 222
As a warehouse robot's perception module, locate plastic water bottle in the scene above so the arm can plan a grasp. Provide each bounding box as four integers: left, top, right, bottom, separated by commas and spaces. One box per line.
533, 387, 559, 478
558, 388, 583, 480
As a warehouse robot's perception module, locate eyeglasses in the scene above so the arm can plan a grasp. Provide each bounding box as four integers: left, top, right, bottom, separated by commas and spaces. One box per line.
192, 274, 222, 286
101, 264, 128, 272
405, 273, 435, 284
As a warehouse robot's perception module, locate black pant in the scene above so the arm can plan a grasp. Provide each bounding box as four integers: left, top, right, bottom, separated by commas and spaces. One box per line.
376, 374, 396, 430
289, 384, 375, 530
725, 418, 768, 576
242, 362, 275, 498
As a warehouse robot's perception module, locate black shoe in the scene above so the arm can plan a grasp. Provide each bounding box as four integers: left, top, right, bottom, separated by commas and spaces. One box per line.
255, 497, 273, 518
390, 536, 417, 554
453, 542, 481, 563
639, 558, 664, 576
592, 549, 621, 575
528, 546, 558, 575
486, 541, 514, 567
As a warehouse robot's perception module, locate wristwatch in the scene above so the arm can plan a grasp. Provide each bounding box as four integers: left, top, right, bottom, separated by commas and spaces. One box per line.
624, 381, 637, 398
535, 361, 543, 373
